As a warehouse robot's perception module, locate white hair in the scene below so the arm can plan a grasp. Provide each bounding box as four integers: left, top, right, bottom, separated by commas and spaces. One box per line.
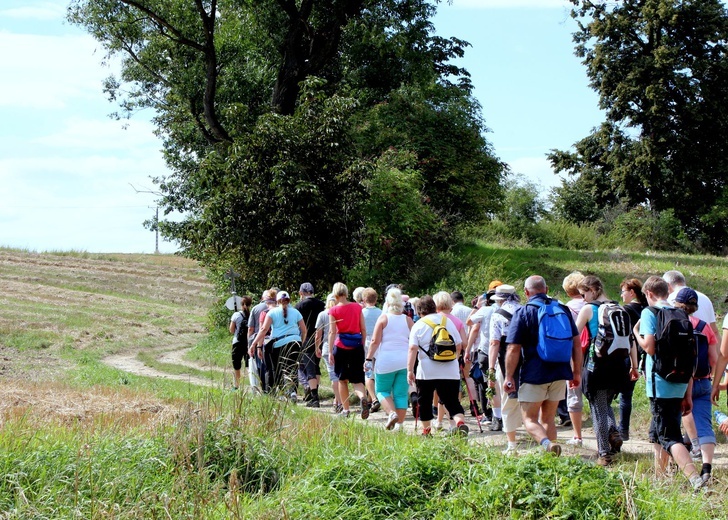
386, 288, 404, 314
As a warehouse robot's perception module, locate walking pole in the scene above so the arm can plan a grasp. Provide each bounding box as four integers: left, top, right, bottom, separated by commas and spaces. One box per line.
460, 363, 483, 433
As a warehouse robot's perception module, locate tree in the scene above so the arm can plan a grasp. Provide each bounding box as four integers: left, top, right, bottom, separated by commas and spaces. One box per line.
69, 0, 504, 291
550, 0, 728, 250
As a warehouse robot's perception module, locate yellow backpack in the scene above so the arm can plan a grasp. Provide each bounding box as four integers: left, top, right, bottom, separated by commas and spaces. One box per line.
419, 316, 457, 362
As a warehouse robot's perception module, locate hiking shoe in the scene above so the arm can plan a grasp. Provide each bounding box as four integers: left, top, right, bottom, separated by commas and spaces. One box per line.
566, 437, 583, 447
385, 412, 398, 430
306, 399, 320, 408
303, 387, 312, 402
449, 422, 469, 437
410, 392, 419, 418
361, 399, 372, 420
371, 400, 381, 413
596, 454, 613, 467
489, 417, 503, 432
691, 474, 707, 492
608, 431, 623, 453
334, 403, 343, 414
422, 427, 432, 437
546, 443, 562, 457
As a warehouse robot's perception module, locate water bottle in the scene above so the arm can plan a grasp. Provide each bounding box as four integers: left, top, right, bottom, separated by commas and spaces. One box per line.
364, 359, 373, 379
714, 410, 728, 427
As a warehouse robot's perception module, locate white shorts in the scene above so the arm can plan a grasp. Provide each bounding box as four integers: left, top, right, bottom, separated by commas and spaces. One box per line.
518, 380, 567, 403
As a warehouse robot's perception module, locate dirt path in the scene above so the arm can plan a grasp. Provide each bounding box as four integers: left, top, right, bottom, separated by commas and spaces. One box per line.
103, 351, 221, 388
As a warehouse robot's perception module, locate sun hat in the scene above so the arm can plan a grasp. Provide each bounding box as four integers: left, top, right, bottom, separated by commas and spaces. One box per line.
491, 284, 516, 301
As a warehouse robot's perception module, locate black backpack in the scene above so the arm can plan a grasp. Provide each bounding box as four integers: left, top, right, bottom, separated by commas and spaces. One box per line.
693, 320, 711, 379
494, 308, 513, 375
235, 311, 249, 344
648, 306, 697, 384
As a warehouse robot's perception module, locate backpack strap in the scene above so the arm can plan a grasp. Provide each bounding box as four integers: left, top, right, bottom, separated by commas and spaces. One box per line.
421, 317, 437, 330
694, 319, 707, 334
495, 308, 513, 321
647, 306, 659, 317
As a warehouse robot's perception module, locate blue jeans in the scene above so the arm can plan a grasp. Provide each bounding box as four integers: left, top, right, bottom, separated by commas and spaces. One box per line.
692, 378, 716, 446
619, 378, 636, 439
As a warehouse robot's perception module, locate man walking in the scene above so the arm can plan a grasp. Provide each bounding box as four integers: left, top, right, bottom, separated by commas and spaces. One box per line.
296, 283, 325, 407
503, 275, 582, 456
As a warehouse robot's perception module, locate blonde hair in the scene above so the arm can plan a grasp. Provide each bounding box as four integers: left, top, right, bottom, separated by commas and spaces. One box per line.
353, 286, 365, 303
562, 271, 584, 298
332, 282, 348, 299
433, 291, 454, 312
386, 288, 404, 314
325, 293, 336, 310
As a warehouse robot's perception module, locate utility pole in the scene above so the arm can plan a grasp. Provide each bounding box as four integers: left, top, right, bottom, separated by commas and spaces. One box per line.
130, 183, 161, 254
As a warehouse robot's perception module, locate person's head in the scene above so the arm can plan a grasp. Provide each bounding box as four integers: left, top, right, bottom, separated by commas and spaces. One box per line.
299, 282, 315, 297
262, 290, 274, 304
362, 287, 378, 306
524, 275, 547, 297
385, 287, 404, 314
433, 291, 454, 313
489, 280, 503, 291
620, 277, 647, 306
642, 275, 670, 303
577, 275, 605, 303
416, 295, 436, 316
276, 290, 291, 321
332, 282, 348, 300
562, 271, 585, 299
674, 287, 699, 315
353, 287, 365, 305
450, 290, 465, 304
409, 296, 420, 315
325, 293, 336, 310
491, 284, 517, 304
241, 295, 252, 312
663, 270, 686, 291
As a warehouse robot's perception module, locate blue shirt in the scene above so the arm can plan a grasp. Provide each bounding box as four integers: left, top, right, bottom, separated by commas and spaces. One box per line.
639, 302, 689, 399
267, 306, 303, 348
506, 293, 577, 385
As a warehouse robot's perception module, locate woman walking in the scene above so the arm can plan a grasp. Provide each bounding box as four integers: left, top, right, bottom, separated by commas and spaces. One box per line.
316, 294, 343, 412
618, 277, 647, 440
328, 283, 370, 418
367, 288, 414, 430
407, 295, 468, 436
229, 295, 253, 390
576, 275, 638, 466
251, 291, 307, 399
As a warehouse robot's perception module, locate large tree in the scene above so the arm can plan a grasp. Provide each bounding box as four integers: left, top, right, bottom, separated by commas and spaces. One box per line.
69, 0, 503, 290
549, 0, 728, 250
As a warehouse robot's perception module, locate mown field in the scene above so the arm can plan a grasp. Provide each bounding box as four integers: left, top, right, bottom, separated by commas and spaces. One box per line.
1, 245, 727, 519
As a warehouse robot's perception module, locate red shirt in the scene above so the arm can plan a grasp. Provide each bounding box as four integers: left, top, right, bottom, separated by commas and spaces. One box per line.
329, 302, 363, 347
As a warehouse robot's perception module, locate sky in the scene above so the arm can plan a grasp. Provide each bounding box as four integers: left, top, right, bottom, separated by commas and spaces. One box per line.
0, 0, 603, 254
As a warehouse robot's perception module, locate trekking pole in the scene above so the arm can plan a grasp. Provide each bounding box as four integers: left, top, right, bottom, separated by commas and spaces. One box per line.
461, 363, 483, 433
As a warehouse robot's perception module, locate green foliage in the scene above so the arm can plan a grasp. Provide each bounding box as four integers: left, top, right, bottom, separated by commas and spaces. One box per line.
551, 1, 728, 252
611, 206, 691, 253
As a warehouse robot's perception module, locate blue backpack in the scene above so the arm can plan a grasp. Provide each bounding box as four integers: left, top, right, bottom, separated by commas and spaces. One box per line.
528, 298, 574, 363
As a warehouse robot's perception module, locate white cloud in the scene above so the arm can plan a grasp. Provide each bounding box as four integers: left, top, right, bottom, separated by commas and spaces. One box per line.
450, 0, 570, 8
0, 31, 110, 109
34, 117, 161, 152
0, 3, 65, 21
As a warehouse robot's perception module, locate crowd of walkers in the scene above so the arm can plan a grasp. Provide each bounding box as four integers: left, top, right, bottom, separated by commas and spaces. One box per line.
228, 271, 728, 491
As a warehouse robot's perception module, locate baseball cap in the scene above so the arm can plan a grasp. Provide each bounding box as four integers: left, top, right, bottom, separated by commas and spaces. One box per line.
675, 287, 699, 307
276, 291, 291, 301
299, 282, 314, 294
488, 280, 503, 290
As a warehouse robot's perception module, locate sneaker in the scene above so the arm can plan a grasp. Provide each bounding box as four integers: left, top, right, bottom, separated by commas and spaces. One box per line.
371, 400, 381, 413
433, 421, 444, 431
334, 403, 343, 414
691, 474, 707, 492
385, 412, 398, 430
231, 385, 239, 391
690, 447, 702, 461
596, 454, 613, 467
306, 399, 320, 408
393, 423, 402, 432
566, 437, 583, 447
339, 409, 351, 418
502, 445, 518, 455
546, 443, 562, 457
422, 427, 432, 437
289, 392, 298, 403
303, 387, 312, 402
410, 392, 419, 418
361, 398, 372, 420
701, 472, 711, 485
559, 416, 572, 427
489, 417, 503, 432
608, 431, 623, 453
449, 422, 469, 437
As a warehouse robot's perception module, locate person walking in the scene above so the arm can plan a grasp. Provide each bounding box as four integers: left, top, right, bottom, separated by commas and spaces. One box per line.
251, 291, 306, 400
407, 295, 468, 437
328, 283, 370, 418
295, 283, 325, 407
229, 295, 252, 390
503, 275, 582, 456
367, 287, 414, 430
618, 277, 647, 440
316, 294, 343, 412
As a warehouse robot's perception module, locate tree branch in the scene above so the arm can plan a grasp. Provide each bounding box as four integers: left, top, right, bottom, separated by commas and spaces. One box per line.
119, 0, 205, 51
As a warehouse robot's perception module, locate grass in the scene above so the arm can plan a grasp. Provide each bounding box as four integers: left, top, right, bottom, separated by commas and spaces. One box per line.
3, 246, 728, 518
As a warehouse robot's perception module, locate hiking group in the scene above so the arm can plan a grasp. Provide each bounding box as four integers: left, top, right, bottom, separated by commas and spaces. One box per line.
229, 270, 727, 492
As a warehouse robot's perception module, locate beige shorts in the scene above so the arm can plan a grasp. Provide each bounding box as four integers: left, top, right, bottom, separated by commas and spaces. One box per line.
518, 380, 567, 403
496, 366, 522, 433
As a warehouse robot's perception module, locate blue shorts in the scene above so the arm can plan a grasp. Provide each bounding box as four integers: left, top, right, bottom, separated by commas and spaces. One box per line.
375, 369, 409, 409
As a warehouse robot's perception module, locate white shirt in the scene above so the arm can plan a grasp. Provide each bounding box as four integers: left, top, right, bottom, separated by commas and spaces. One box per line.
469, 305, 496, 353
668, 287, 716, 325
451, 302, 473, 337
409, 313, 462, 380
